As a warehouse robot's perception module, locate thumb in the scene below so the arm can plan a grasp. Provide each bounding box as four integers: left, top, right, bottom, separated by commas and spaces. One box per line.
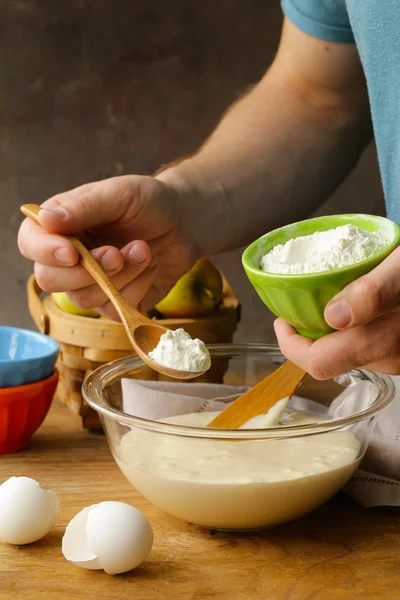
324, 246, 400, 329
37, 176, 149, 234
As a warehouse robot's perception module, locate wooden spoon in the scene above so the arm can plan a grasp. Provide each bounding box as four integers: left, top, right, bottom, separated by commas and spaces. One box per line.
20, 204, 210, 380
207, 361, 306, 429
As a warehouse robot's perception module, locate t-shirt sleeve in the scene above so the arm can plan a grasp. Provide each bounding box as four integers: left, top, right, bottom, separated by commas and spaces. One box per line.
281, 0, 355, 43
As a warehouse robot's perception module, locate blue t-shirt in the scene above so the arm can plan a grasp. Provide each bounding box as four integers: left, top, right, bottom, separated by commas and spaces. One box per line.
281, 0, 400, 224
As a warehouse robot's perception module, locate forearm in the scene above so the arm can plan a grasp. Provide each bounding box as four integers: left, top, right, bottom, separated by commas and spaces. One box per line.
157, 68, 371, 255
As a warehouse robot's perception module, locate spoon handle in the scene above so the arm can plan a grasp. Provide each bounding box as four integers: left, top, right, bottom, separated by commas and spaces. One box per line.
20, 204, 151, 327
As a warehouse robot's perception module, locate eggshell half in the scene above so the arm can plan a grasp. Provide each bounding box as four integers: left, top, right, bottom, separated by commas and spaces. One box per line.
62, 505, 102, 570
0, 476, 60, 545
62, 501, 153, 575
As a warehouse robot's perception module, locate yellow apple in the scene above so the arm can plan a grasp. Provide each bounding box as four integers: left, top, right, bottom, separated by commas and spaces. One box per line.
52, 292, 100, 318
154, 258, 223, 318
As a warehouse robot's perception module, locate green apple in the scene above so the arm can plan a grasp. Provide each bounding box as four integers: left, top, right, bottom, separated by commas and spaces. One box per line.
52, 292, 100, 318
154, 258, 223, 318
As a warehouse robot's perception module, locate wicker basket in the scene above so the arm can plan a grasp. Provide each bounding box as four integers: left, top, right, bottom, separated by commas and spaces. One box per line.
27, 273, 240, 429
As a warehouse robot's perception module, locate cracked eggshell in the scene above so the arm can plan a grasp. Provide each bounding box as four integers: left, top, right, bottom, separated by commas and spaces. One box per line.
62, 501, 154, 575
0, 476, 60, 545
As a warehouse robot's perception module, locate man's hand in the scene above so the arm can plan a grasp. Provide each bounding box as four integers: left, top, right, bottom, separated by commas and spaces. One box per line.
18, 175, 199, 319
275, 248, 400, 378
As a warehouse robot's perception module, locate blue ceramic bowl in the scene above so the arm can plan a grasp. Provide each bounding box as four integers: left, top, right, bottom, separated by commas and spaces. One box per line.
0, 327, 59, 388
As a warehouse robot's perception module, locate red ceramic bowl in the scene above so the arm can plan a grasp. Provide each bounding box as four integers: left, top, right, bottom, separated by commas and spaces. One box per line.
0, 369, 58, 454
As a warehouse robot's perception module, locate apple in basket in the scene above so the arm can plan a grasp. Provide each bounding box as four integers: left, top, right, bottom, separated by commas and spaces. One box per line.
51, 292, 100, 318
52, 258, 223, 319
154, 258, 223, 318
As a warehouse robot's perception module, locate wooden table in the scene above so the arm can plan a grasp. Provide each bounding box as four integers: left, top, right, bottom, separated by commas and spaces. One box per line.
1, 401, 400, 600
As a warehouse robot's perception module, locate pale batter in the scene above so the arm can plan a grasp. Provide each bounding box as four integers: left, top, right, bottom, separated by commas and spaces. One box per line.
115, 410, 361, 530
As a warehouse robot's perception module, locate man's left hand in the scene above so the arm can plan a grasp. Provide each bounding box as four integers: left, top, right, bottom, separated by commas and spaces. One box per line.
274, 247, 400, 379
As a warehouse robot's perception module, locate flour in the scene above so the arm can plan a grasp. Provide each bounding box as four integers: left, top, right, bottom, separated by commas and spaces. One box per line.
260, 224, 387, 275
148, 328, 211, 372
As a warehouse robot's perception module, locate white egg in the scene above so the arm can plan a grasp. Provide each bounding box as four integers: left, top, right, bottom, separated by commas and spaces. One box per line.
62, 501, 153, 575
0, 476, 60, 545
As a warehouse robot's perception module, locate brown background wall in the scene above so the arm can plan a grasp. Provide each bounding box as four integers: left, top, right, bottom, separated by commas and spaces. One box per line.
0, 0, 384, 341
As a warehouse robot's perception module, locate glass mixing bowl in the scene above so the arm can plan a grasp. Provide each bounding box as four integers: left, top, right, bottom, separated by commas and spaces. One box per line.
82, 344, 395, 531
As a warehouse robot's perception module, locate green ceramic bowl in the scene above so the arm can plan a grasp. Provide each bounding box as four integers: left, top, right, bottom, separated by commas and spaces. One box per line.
242, 214, 400, 340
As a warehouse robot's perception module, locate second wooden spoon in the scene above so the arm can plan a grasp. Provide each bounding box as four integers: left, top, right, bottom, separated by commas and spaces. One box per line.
21, 204, 210, 380
207, 361, 306, 429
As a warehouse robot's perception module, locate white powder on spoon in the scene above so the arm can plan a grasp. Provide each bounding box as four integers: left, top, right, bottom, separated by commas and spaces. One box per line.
260, 224, 387, 275
149, 328, 211, 372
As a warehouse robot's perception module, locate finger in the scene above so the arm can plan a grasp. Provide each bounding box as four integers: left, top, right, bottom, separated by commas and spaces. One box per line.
273, 319, 314, 372
97, 265, 158, 320
37, 176, 145, 234
324, 246, 400, 330
276, 311, 400, 380
34, 246, 125, 292
67, 241, 152, 308
18, 218, 78, 267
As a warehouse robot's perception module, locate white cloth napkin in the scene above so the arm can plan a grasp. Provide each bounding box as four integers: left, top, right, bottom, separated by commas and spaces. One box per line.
344, 376, 400, 507
121, 379, 249, 421
121, 376, 400, 508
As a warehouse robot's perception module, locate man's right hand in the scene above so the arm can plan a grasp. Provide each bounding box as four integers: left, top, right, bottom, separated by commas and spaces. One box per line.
18, 175, 199, 319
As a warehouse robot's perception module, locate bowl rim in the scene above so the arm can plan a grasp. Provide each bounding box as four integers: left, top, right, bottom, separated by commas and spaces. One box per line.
82, 344, 395, 440
242, 213, 400, 279
0, 368, 59, 395
0, 326, 59, 365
